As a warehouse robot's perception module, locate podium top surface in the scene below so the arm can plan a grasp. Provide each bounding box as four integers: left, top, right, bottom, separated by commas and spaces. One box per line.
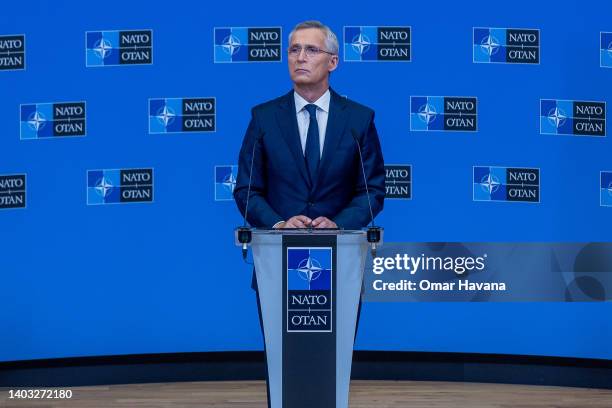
234, 228, 379, 247
250, 228, 366, 235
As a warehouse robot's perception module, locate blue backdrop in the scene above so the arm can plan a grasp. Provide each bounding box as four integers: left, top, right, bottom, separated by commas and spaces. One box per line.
1, 0, 611, 362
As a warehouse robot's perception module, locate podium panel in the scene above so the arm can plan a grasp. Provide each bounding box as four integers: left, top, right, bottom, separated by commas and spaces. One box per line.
249, 230, 369, 408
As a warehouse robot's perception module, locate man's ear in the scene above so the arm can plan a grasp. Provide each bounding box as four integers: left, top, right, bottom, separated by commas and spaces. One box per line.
328, 55, 339, 73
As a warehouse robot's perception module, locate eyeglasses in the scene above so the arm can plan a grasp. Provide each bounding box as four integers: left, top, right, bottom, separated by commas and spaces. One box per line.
288, 45, 335, 58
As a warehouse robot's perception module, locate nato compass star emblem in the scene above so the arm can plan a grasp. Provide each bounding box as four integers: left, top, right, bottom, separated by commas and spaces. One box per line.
156, 105, 176, 127
221, 35, 241, 55
480, 35, 499, 56
95, 177, 113, 197
351, 33, 371, 55
93, 38, 113, 59
27, 111, 46, 131
480, 173, 500, 194
222, 172, 236, 193
297, 256, 323, 284
547, 107, 567, 128
418, 104, 437, 124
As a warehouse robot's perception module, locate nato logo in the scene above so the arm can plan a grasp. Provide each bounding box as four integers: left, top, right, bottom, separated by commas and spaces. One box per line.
385, 165, 411, 199
215, 165, 237, 201
601, 32, 612, 68
601, 172, 612, 207
0, 174, 26, 209
473, 27, 540, 64
344, 26, 411, 62
540, 99, 606, 137
411, 96, 477, 132
87, 168, 153, 205
214, 27, 282, 63
149, 97, 216, 133
287, 247, 332, 332
86, 30, 152, 66
474, 166, 540, 203
20, 102, 86, 139
0, 34, 25, 70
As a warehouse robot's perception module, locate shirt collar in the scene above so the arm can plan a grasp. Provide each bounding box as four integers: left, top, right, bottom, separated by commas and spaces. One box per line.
294, 89, 331, 114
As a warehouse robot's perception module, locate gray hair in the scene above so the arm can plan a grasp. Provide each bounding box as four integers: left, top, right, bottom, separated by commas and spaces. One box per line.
288, 20, 339, 55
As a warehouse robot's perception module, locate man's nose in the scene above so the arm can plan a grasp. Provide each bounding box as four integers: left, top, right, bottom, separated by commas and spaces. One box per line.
297, 48, 308, 61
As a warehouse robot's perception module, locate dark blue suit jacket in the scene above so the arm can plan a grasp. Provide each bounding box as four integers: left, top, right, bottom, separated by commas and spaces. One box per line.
234, 88, 385, 231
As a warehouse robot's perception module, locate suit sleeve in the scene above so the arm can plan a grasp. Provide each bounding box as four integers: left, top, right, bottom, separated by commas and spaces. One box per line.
233, 108, 284, 228
332, 111, 385, 230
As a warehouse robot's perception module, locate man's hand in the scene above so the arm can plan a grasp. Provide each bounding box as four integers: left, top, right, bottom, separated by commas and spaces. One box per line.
311, 216, 337, 229
276, 215, 313, 228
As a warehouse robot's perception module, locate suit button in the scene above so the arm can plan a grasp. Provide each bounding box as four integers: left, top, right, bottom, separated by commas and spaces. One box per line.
308, 202, 314, 206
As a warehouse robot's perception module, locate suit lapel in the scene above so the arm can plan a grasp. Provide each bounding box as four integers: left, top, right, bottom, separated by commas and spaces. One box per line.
275, 90, 312, 188
312, 89, 349, 192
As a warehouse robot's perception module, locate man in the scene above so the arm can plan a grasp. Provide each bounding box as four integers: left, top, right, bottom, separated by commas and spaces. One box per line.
234, 20, 385, 232
233, 20, 385, 407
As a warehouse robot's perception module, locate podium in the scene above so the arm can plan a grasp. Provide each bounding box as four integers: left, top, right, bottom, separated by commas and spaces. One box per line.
239, 229, 374, 408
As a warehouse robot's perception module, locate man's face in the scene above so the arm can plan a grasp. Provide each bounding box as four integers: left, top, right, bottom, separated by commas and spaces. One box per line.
288, 28, 338, 87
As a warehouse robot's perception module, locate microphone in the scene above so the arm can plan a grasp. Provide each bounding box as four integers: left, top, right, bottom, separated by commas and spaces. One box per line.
236, 132, 262, 260
351, 129, 382, 256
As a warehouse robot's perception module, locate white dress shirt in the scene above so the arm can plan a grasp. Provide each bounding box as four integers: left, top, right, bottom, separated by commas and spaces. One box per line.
294, 89, 330, 158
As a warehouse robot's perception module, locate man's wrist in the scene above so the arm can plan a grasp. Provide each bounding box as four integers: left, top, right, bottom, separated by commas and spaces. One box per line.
272, 220, 285, 229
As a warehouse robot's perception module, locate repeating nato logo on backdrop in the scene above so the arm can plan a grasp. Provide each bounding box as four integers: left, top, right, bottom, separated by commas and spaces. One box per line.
0, 174, 26, 209
214, 27, 282, 62
411, 96, 477, 131
287, 247, 332, 332
601, 171, 612, 207
385, 165, 412, 199
0, 34, 25, 70
474, 166, 540, 203
87, 168, 153, 205
601, 32, 612, 68
20, 102, 86, 139
344, 26, 411, 62
599, 171, 612, 207
214, 165, 238, 201
540, 99, 606, 137
473, 27, 540, 64
149, 98, 216, 133
86, 30, 153, 66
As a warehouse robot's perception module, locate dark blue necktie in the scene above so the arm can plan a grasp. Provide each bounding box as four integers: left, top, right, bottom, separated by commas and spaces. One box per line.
304, 104, 320, 183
